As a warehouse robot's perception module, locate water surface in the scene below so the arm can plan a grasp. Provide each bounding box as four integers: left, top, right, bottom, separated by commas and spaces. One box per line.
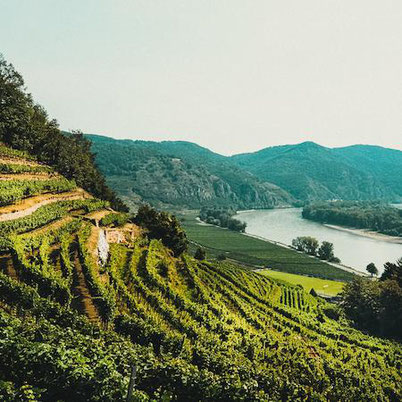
238, 208, 402, 274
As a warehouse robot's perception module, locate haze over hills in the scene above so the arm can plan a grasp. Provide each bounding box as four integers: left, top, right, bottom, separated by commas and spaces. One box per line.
87, 134, 294, 210
87, 135, 402, 209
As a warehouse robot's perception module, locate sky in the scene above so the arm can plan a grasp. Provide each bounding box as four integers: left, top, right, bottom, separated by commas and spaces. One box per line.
1, 0, 401, 155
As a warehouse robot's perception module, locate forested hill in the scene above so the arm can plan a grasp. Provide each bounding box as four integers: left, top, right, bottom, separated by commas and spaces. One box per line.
86, 134, 294, 210
87, 134, 401, 208
232, 142, 402, 202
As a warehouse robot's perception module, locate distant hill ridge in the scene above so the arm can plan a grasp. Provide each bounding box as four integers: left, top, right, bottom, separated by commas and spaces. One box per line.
86, 134, 294, 210
87, 134, 402, 208
232, 141, 402, 202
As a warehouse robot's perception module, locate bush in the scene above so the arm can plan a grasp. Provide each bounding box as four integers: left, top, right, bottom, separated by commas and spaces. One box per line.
199, 207, 246, 232
322, 305, 341, 321
134, 205, 188, 257
194, 247, 206, 261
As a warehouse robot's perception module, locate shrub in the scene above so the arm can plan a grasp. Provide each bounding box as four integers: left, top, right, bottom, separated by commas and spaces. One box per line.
134, 205, 187, 257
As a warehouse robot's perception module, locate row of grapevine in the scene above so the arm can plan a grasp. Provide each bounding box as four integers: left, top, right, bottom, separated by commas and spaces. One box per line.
0, 199, 108, 250
0, 162, 54, 174
0, 177, 76, 206
0, 199, 399, 400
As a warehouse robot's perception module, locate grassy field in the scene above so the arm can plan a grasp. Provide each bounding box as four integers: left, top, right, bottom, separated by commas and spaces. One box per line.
179, 210, 355, 281
259, 269, 344, 296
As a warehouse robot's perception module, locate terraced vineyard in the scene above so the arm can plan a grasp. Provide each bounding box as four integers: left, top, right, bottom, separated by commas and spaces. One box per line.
0, 145, 401, 401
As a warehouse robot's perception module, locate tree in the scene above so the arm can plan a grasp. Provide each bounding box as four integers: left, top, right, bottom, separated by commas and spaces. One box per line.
194, 247, 206, 260
340, 275, 402, 338
134, 205, 188, 257
340, 277, 381, 332
317, 241, 334, 261
291, 236, 319, 255
381, 258, 402, 286
0, 54, 127, 211
366, 262, 378, 277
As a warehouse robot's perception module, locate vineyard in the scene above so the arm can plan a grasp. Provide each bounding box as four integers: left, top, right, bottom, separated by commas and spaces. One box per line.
0, 147, 401, 401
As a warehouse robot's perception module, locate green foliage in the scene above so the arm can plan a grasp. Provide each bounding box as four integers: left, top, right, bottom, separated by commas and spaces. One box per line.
292, 236, 341, 262
77, 224, 116, 321
232, 141, 402, 202
0, 199, 108, 250
87, 134, 293, 210
340, 264, 402, 339
194, 247, 206, 260
303, 201, 402, 237
366, 262, 378, 277
0, 177, 75, 206
0, 233, 401, 399
134, 205, 188, 257
317, 241, 335, 261
292, 236, 319, 255
381, 258, 402, 286
199, 206, 247, 232
100, 212, 129, 227
0, 162, 53, 174
0, 54, 126, 211
181, 211, 354, 281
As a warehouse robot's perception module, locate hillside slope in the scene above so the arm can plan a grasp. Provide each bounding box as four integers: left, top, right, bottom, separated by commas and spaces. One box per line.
86, 134, 293, 210
232, 142, 402, 202
333, 145, 402, 197
0, 145, 401, 401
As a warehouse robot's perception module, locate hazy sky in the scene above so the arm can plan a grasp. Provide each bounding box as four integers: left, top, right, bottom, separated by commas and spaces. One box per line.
1, 1, 401, 154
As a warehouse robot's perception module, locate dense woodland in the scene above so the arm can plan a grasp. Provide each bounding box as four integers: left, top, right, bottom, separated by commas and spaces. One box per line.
87, 134, 293, 211
303, 201, 402, 237
88, 134, 402, 210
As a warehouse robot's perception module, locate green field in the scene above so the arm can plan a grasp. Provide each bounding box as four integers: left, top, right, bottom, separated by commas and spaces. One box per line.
179, 211, 355, 281
259, 269, 344, 296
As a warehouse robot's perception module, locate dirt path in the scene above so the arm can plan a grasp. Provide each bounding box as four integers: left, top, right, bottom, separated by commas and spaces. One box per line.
0, 157, 41, 167
71, 248, 100, 323
0, 189, 91, 222
85, 209, 113, 222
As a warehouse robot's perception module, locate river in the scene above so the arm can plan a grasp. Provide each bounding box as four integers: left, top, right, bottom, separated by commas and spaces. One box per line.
237, 208, 402, 274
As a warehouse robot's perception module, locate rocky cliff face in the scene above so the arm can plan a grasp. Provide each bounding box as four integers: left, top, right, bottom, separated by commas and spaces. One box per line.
88, 135, 293, 210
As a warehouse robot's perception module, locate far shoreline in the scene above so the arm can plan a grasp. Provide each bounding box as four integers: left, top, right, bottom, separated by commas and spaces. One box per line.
237, 207, 402, 245
324, 224, 402, 244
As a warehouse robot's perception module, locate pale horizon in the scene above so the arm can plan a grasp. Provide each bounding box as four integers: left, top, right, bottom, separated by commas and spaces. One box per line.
2, 1, 402, 154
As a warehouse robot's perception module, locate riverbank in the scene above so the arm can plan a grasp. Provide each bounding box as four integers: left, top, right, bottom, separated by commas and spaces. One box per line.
179, 210, 355, 281
241, 230, 366, 276
237, 208, 402, 274
324, 224, 402, 244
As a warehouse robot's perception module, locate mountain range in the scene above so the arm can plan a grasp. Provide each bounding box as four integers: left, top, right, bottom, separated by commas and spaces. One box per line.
86, 134, 293, 210
88, 135, 402, 210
